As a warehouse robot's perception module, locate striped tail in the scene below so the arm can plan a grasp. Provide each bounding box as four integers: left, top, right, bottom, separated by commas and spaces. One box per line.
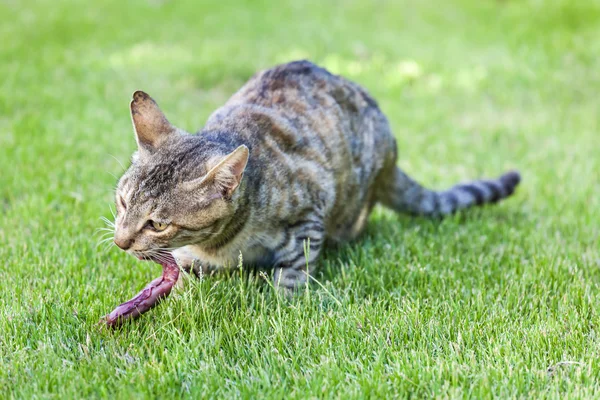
379, 167, 521, 217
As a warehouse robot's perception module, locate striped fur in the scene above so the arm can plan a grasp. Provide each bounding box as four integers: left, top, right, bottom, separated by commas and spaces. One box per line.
378, 168, 521, 216
112, 60, 521, 291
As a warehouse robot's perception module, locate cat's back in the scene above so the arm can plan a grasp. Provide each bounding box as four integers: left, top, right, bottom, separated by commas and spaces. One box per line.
206, 60, 395, 168
203, 61, 397, 241
225, 60, 379, 134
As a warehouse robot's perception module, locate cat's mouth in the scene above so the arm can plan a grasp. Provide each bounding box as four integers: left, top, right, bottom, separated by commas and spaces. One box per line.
132, 249, 174, 263
129, 250, 158, 262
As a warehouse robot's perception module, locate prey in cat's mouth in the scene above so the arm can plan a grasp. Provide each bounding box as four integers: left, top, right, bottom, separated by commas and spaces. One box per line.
101, 60, 521, 328
102, 253, 179, 328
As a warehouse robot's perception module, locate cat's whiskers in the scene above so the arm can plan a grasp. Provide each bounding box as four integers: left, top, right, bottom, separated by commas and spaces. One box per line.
109, 204, 117, 220
139, 248, 179, 266
95, 212, 116, 251
131, 250, 143, 260
95, 224, 114, 239
99, 240, 115, 254
100, 216, 116, 229
96, 235, 114, 243
96, 234, 113, 246
96, 236, 115, 249
106, 171, 119, 180
108, 153, 126, 171
95, 227, 114, 244
95, 228, 114, 236
151, 249, 172, 260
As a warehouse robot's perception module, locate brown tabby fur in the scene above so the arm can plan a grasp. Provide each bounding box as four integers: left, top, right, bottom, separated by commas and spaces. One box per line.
113, 60, 520, 290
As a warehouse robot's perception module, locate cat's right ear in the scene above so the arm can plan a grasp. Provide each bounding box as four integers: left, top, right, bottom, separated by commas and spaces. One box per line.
130, 91, 178, 154
182, 145, 249, 199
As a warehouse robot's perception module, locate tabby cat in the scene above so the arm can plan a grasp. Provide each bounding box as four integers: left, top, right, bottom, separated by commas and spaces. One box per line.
113, 60, 520, 290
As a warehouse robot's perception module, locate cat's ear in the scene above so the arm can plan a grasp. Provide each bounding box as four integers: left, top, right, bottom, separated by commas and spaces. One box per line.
130, 91, 177, 153
184, 145, 249, 198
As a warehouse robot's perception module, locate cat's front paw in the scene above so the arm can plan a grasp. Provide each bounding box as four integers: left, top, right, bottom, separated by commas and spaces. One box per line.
273, 267, 310, 297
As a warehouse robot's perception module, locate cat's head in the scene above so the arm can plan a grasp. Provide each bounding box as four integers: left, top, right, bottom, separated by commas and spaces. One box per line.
112, 91, 249, 259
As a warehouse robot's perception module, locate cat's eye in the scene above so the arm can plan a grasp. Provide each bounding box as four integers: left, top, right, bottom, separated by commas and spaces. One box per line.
118, 196, 127, 210
149, 220, 169, 231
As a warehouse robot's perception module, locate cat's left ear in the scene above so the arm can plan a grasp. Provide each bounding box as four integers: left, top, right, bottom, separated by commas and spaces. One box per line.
130, 90, 178, 153
184, 145, 249, 198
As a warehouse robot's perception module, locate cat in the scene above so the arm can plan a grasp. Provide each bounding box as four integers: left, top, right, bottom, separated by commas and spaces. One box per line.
112, 60, 520, 291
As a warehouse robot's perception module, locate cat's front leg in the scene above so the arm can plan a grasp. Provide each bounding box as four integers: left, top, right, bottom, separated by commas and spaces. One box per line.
272, 219, 325, 292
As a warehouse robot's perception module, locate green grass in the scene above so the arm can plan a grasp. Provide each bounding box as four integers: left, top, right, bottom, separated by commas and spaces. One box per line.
1, 0, 600, 397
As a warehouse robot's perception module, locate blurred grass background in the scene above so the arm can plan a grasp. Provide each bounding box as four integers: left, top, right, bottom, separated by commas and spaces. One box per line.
1, 0, 599, 398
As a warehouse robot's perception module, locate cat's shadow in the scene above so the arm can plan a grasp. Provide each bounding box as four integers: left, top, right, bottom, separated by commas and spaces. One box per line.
206, 206, 530, 299
317, 206, 530, 294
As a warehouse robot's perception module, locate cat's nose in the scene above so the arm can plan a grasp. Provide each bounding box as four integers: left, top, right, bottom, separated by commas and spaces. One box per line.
114, 237, 134, 250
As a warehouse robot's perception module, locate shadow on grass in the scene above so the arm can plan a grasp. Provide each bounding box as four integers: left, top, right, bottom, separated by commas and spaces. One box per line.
198, 205, 531, 297
316, 206, 531, 295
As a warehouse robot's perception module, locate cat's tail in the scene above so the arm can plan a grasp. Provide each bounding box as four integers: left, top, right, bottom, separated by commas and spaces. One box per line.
378, 167, 521, 217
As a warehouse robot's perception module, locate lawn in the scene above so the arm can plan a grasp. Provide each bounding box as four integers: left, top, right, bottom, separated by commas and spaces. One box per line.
1, 0, 600, 398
